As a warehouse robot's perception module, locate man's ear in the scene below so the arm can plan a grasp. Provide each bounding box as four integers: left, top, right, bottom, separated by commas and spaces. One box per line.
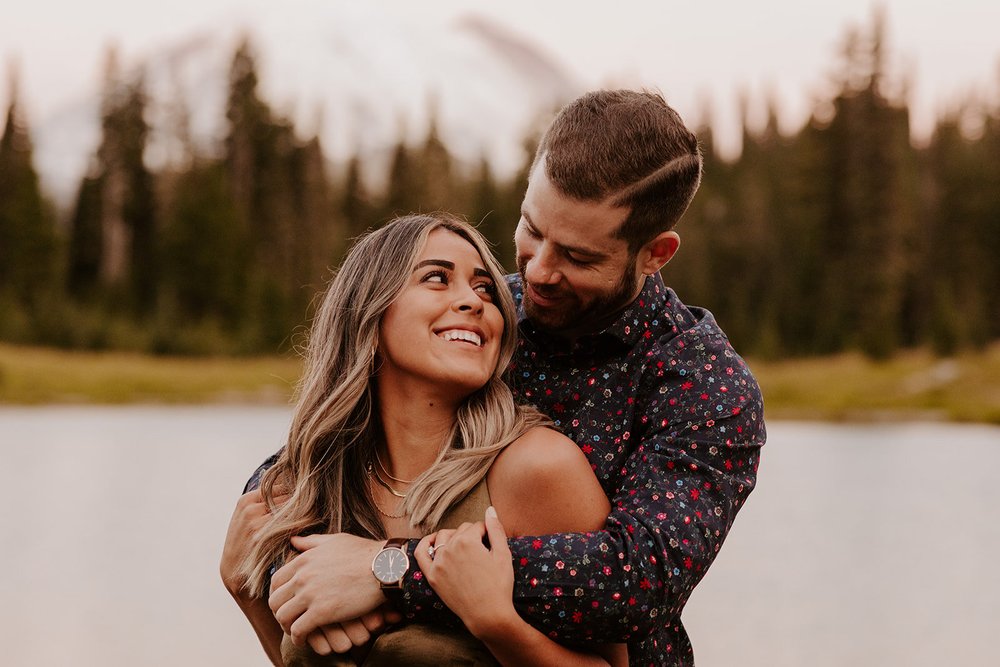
639, 231, 680, 275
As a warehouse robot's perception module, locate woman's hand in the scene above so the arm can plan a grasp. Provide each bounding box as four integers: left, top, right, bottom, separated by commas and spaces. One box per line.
415, 507, 519, 639
220, 486, 287, 597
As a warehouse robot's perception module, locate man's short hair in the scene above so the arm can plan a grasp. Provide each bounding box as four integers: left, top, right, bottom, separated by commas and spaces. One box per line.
533, 89, 703, 253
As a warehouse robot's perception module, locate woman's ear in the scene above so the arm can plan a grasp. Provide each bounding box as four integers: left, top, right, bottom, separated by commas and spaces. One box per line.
639, 231, 680, 275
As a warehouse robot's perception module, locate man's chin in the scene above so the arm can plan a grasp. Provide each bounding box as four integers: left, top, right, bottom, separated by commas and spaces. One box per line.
524, 298, 578, 333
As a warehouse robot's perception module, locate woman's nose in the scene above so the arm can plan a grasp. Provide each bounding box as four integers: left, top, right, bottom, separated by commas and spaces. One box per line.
452, 284, 484, 314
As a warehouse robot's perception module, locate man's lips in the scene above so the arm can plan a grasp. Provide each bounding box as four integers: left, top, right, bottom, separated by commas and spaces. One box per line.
525, 283, 564, 308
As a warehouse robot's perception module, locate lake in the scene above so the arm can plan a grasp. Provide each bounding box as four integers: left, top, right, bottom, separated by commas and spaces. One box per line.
0, 407, 997, 666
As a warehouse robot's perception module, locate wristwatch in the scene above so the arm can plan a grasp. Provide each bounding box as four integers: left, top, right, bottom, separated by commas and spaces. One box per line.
371, 537, 409, 591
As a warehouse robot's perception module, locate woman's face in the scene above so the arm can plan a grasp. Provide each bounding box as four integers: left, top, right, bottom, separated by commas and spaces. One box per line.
377, 228, 505, 401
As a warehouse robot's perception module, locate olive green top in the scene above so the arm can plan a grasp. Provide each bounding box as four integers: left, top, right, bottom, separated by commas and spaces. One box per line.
281, 479, 499, 667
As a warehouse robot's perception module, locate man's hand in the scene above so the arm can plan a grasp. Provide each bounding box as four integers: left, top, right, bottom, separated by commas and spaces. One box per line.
220, 486, 287, 598
304, 606, 405, 655
269, 533, 386, 646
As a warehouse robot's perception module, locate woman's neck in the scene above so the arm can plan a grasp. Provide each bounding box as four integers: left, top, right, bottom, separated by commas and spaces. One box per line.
376, 379, 458, 480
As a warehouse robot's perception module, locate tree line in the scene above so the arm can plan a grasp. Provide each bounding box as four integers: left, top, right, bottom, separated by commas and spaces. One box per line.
1, 17, 997, 358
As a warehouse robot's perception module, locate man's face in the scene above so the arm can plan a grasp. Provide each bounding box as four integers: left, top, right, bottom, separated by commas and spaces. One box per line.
514, 157, 643, 336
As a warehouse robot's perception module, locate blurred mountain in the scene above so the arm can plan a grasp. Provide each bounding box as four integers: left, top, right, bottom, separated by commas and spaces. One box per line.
32, 3, 580, 207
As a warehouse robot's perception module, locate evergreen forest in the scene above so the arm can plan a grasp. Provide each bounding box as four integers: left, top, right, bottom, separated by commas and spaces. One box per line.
1, 17, 997, 359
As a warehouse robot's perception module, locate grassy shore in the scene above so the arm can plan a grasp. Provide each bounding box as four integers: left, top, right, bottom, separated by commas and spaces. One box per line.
1, 342, 998, 424
753, 343, 1000, 424
0, 343, 302, 405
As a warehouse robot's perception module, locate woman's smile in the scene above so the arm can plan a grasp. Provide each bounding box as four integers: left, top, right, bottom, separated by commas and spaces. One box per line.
378, 228, 504, 397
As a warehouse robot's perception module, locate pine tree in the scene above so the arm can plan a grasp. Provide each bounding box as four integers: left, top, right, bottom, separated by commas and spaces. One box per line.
383, 137, 419, 219
341, 153, 374, 244
160, 161, 242, 323
118, 76, 157, 314
0, 67, 57, 315
417, 106, 454, 212
67, 48, 158, 315
67, 176, 103, 300
468, 155, 511, 268
807, 14, 913, 358
288, 134, 340, 313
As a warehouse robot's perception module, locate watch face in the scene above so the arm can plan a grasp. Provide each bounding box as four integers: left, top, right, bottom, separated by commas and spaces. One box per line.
373, 547, 408, 584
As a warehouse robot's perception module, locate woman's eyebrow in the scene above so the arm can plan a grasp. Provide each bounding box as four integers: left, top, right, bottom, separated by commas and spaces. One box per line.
414, 259, 492, 279
413, 259, 454, 271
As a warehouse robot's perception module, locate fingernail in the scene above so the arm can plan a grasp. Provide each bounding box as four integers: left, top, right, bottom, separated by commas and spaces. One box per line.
486, 506, 497, 519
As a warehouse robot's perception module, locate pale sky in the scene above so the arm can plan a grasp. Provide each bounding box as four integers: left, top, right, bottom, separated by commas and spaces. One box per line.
3, 0, 999, 156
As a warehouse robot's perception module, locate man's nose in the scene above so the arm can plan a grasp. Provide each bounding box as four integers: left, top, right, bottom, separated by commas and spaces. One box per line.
524, 244, 561, 286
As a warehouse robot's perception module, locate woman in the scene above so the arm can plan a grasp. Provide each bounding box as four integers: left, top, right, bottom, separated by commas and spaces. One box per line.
221, 213, 625, 666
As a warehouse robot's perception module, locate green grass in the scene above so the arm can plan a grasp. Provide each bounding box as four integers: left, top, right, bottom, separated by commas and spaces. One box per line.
753, 343, 1000, 424
0, 343, 301, 405
1, 342, 998, 424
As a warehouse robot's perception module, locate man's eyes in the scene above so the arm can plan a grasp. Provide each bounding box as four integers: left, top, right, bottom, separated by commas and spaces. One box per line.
522, 223, 542, 239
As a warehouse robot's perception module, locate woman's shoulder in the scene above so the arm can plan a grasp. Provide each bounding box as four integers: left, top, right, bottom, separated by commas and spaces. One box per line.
491, 426, 590, 481
491, 426, 593, 484
487, 426, 608, 537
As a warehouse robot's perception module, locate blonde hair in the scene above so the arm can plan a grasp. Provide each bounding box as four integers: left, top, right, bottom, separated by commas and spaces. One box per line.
239, 213, 547, 596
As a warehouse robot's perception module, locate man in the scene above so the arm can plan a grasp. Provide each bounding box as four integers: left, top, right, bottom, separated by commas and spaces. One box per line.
238, 89, 764, 666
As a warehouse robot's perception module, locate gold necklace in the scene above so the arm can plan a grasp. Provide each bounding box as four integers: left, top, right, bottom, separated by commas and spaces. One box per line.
368, 462, 407, 498
375, 449, 415, 484
367, 468, 407, 519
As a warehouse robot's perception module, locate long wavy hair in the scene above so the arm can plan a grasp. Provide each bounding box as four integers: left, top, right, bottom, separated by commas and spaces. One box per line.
239, 213, 547, 596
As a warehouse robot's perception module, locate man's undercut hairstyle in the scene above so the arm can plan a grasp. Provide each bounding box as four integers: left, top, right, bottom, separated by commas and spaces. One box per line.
534, 89, 703, 253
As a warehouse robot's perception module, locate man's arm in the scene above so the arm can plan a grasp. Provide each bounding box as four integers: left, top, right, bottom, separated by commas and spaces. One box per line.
398, 339, 765, 644
221, 486, 286, 666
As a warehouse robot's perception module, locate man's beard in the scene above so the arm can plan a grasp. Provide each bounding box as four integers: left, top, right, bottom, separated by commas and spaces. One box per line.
517, 255, 639, 335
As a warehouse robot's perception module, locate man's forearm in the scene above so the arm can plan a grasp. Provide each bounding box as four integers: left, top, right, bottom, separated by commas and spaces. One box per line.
399, 538, 466, 628
400, 441, 758, 644
234, 593, 284, 667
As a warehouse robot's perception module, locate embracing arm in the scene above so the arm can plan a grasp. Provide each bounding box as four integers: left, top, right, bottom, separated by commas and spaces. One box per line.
237, 455, 396, 658
414, 426, 626, 667
400, 343, 765, 645
254, 341, 764, 650
221, 487, 285, 666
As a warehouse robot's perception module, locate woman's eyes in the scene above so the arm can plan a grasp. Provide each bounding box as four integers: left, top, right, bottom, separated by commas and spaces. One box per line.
423, 270, 447, 284
473, 281, 497, 298
421, 271, 495, 297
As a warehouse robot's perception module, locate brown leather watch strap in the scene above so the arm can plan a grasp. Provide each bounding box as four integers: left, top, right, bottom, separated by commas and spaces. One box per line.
384, 537, 408, 550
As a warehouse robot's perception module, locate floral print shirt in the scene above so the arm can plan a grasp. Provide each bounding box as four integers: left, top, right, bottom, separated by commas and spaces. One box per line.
401, 273, 764, 666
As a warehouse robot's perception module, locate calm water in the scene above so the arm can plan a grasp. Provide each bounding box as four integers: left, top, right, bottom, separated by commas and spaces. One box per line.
0, 407, 997, 666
